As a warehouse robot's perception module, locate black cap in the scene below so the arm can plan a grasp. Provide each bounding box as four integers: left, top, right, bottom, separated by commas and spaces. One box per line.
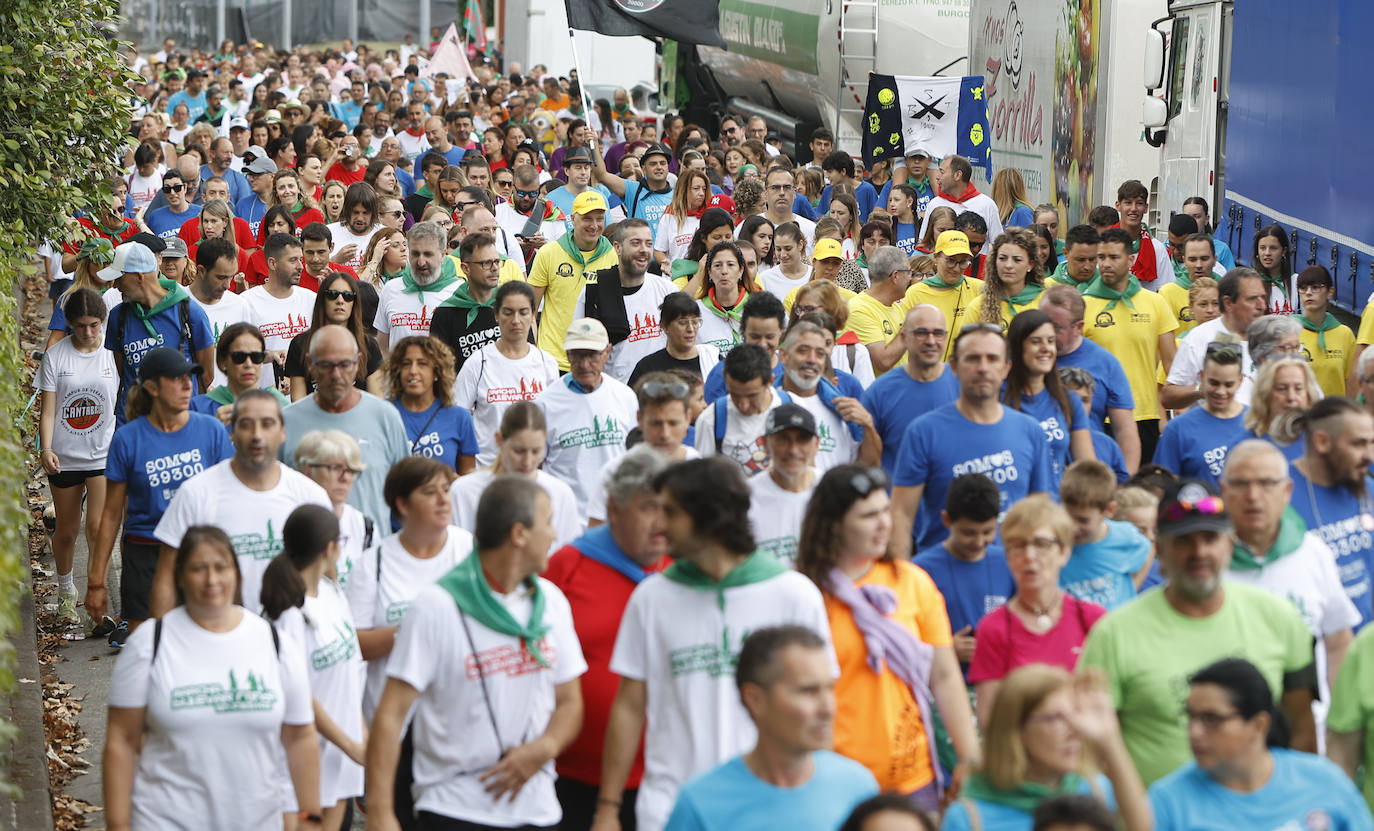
130, 232, 167, 254
563, 145, 593, 165
641, 142, 672, 162
1168, 212, 1199, 237
136, 347, 203, 384
1157, 479, 1231, 536
765, 403, 818, 437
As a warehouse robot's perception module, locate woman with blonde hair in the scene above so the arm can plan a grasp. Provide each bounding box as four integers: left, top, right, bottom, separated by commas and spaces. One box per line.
184, 199, 249, 276
357, 226, 408, 286
992, 168, 1036, 228
979, 228, 1045, 327
941, 665, 1149, 831
1243, 354, 1321, 461
293, 429, 371, 586
654, 167, 711, 270
917, 206, 957, 254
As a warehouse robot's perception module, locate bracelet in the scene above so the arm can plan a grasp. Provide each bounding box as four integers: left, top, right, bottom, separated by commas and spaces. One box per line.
87, 584, 105, 590
597, 797, 621, 808
297, 811, 323, 823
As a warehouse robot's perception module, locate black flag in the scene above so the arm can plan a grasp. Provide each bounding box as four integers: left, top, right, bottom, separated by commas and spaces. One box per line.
564, 0, 725, 48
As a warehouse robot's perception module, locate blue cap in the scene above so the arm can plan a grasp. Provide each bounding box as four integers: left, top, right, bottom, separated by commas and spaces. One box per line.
97, 241, 158, 283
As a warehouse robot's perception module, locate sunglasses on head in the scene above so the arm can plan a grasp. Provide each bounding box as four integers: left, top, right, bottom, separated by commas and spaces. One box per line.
641, 380, 690, 398
230, 350, 267, 365
322, 288, 357, 301
849, 468, 889, 497
1162, 495, 1225, 523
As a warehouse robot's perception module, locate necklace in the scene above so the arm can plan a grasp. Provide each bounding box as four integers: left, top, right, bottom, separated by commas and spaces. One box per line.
1014, 591, 1061, 633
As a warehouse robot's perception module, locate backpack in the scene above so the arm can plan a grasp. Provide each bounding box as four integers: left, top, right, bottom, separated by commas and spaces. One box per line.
712, 390, 791, 453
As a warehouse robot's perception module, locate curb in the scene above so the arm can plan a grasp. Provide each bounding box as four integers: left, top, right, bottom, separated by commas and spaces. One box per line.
4, 553, 53, 831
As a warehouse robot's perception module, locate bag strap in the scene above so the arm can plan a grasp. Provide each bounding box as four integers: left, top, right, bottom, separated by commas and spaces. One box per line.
457, 606, 506, 756
151, 615, 164, 662
409, 404, 443, 455
713, 396, 728, 452
363, 516, 375, 550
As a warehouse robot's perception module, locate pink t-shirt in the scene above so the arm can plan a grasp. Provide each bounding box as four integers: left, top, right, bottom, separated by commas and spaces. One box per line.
968, 594, 1106, 683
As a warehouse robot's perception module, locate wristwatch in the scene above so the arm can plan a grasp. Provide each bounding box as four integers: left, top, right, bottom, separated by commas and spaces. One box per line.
298, 811, 323, 824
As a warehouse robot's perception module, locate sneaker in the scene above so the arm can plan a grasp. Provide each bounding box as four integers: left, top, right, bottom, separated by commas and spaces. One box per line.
55, 592, 85, 640
107, 619, 129, 649
89, 615, 117, 638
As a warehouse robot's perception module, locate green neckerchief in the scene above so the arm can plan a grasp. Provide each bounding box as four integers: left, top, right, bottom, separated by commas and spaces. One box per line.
381, 265, 411, 283
1003, 282, 1043, 315
131, 278, 190, 337
289, 198, 306, 215
438, 280, 496, 326
556, 231, 614, 270
705, 286, 747, 323
207, 386, 237, 406
1047, 260, 1094, 290
1259, 269, 1289, 294
436, 547, 551, 667
1231, 507, 1308, 571
961, 772, 1085, 814
415, 183, 434, 200
1173, 266, 1194, 292
400, 266, 458, 304
1081, 273, 1141, 311
98, 217, 134, 238
855, 252, 868, 270
1299, 311, 1343, 352
923, 272, 964, 290
663, 550, 789, 611
670, 258, 699, 281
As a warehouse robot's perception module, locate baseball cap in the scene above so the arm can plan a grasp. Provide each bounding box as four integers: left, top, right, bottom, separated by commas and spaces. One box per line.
227, 116, 250, 131
186, 68, 206, 79
563, 146, 593, 166
162, 237, 189, 259
706, 193, 735, 213
572, 190, 608, 215
1157, 479, 1231, 536
136, 347, 204, 384
933, 230, 973, 258
813, 239, 844, 261
765, 403, 818, 437
641, 142, 672, 162
130, 232, 167, 254
96, 242, 157, 283
244, 156, 278, 176
905, 149, 931, 160
564, 318, 609, 352
555, 109, 575, 122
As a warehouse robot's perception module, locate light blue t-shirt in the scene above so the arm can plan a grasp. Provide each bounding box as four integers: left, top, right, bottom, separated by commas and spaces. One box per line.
861, 363, 960, 473
104, 296, 216, 424
621, 178, 674, 239
144, 204, 202, 240
166, 90, 207, 121
1154, 407, 1248, 488
104, 413, 233, 538
1016, 387, 1087, 485
894, 402, 1054, 550
664, 751, 878, 831
1149, 749, 1373, 831
200, 164, 251, 206
1060, 519, 1151, 611
1056, 338, 1134, 431
941, 775, 1115, 831
391, 399, 480, 470
818, 180, 880, 221
1290, 465, 1374, 629
546, 184, 615, 227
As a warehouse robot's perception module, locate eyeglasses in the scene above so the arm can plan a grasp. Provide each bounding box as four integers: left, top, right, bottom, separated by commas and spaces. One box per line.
322, 289, 357, 301
1005, 536, 1062, 555
466, 258, 501, 271
1221, 477, 1285, 492
1161, 494, 1226, 522
309, 462, 361, 478
229, 350, 267, 364
163, 183, 186, 193
312, 358, 358, 374
671, 317, 702, 329
793, 304, 821, 316
907, 327, 948, 340
382, 210, 403, 218
766, 184, 794, 192
849, 468, 888, 496
914, 270, 937, 279
514, 188, 540, 198
455, 201, 478, 211
1185, 708, 1245, 731
330, 131, 347, 139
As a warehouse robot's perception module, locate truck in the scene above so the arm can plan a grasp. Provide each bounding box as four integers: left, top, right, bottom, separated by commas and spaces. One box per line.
966, 0, 1166, 228
680, 0, 971, 156
1141, 0, 1374, 314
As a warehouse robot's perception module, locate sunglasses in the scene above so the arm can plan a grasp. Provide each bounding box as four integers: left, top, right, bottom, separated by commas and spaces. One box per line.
322, 289, 357, 301
163, 183, 186, 193
849, 468, 889, 497
230, 350, 267, 365
641, 380, 690, 398
1161, 495, 1225, 523
494, 179, 514, 187
514, 188, 540, 198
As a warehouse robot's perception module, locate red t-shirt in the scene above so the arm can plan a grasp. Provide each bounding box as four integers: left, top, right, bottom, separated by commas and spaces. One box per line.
62, 216, 139, 255
968, 593, 1106, 683
542, 546, 667, 787
291, 206, 326, 230
178, 216, 256, 252
325, 163, 367, 186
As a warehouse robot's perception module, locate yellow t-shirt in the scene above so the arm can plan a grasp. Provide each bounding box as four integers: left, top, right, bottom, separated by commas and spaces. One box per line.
900, 279, 984, 363
1300, 321, 1356, 398
782, 282, 857, 315
1082, 288, 1177, 420
1158, 281, 1198, 337
846, 293, 907, 374
825, 560, 952, 793
1357, 301, 1374, 346
528, 237, 619, 369
994, 288, 1043, 329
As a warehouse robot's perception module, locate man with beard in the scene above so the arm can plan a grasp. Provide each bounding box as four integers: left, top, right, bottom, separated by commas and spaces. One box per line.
1080, 478, 1317, 785
373, 221, 460, 351
496, 164, 568, 264
594, 142, 675, 241
860, 304, 960, 474
429, 231, 503, 373
1290, 398, 1374, 628
575, 219, 677, 383
326, 182, 382, 269
777, 321, 880, 472
1164, 268, 1268, 409
243, 233, 314, 379
200, 137, 250, 205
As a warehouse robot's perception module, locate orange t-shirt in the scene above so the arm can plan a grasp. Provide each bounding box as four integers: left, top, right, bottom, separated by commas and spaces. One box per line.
824, 560, 953, 792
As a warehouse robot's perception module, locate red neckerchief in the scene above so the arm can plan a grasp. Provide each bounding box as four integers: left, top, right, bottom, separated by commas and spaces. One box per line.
1113, 223, 1159, 284
836, 330, 861, 345
937, 182, 980, 203
405, 125, 425, 138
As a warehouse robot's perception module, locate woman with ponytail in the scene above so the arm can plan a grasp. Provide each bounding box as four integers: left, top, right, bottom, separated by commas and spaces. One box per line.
261, 505, 365, 831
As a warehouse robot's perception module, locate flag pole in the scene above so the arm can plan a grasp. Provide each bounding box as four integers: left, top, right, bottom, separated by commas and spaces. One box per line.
567, 29, 596, 120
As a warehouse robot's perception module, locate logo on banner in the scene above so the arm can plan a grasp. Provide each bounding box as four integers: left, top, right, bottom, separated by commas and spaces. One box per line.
613, 0, 667, 12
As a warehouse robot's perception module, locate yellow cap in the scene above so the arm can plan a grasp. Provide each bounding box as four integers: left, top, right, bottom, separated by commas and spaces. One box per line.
572, 190, 609, 215
813, 238, 844, 261
934, 230, 973, 258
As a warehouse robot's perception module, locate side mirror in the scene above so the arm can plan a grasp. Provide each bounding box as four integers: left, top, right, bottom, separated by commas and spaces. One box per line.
1142, 96, 1168, 129
1143, 28, 1166, 90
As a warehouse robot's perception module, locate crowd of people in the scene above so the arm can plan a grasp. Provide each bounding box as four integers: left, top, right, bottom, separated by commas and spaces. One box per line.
29, 30, 1374, 831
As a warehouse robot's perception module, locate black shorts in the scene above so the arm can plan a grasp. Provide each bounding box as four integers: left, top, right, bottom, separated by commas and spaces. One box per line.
120, 538, 160, 621
48, 469, 104, 489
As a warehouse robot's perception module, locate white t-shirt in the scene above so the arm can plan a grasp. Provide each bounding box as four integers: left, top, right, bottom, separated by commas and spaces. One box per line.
694, 388, 785, 476
343, 528, 471, 717
832, 342, 876, 388
653, 214, 699, 262
918, 192, 1004, 243
586, 446, 701, 523
274, 578, 365, 804
188, 290, 254, 389
757, 265, 812, 303
373, 277, 459, 342
388, 580, 586, 825
153, 461, 331, 615
336, 503, 370, 588
696, 300, 744, 356
450, 468, 584, 552
537, 376, 640, 514
755, 214, 817, 249
453, 343, 562, 466
242, 285, 316, 354
747, 471, 816, 567
128, 169, 164, 212
495, 203, 566, 244
1166, 316, 1256, 405
37, 338, 119, 470
790, 392, 861, 473
325, 222, 382, 269
108, 606, 312, 830
396, 130, 430, 162
574, 274, 678, 383
611, 570, 833, 831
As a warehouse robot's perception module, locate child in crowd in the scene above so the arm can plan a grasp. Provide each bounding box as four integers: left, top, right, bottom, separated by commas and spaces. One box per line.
1058, 367, 1129, 483
1114, 485, 1164, 592
1058, 460, 1153, 611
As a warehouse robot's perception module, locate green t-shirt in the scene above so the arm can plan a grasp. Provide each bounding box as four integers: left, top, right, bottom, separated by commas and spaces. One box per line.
1328, 624, 1374, 814
1079, 582, 1314, 785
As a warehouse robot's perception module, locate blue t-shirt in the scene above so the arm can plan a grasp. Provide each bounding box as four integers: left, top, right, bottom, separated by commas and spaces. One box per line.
235, 193, 269, 237
913, 544, 1013, 636
941, 775, 1115, 831
392, 399, 480, 469
704, 361, 784, 404
861, 363, 960, 473
1154, 407, 1248, 488
1060, 519, 1150, 611
105, 296, 216, 421
166, 90, 207, 121
1290, 465, 1374, 629
790, 192, 818, 221
622, 178, 675, 239
1242, 428, 1304, 462
331, 100, 363, 130
819, 180, 880, 222
1016, 387, 1087, 485
664, 751, 878, 831
895, 222, 918, 256
1006, 204, 1035, 228
1214, 236, 1237, 270
144, 204, 202, 240
1056, 338, 1134, 431
894, 403, 1054, 550
200, 165, 251, 206
878, 176, 935, 218
1090, 429, 1130, 484
397, 167, 416, 198
547, 184, 615, 225
104, 413, 233, 538
1149, 749, 1372, 831
411, 145, 466, 178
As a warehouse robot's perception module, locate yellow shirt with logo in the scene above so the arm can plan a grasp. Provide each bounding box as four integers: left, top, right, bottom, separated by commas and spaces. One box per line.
528, 237, 619, 369
1300, 322, 1356, 398
1082, 288, 1178, 421
846, 292, 907, 374
1158, 281, 1198, 337
900, 279, 983, 363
